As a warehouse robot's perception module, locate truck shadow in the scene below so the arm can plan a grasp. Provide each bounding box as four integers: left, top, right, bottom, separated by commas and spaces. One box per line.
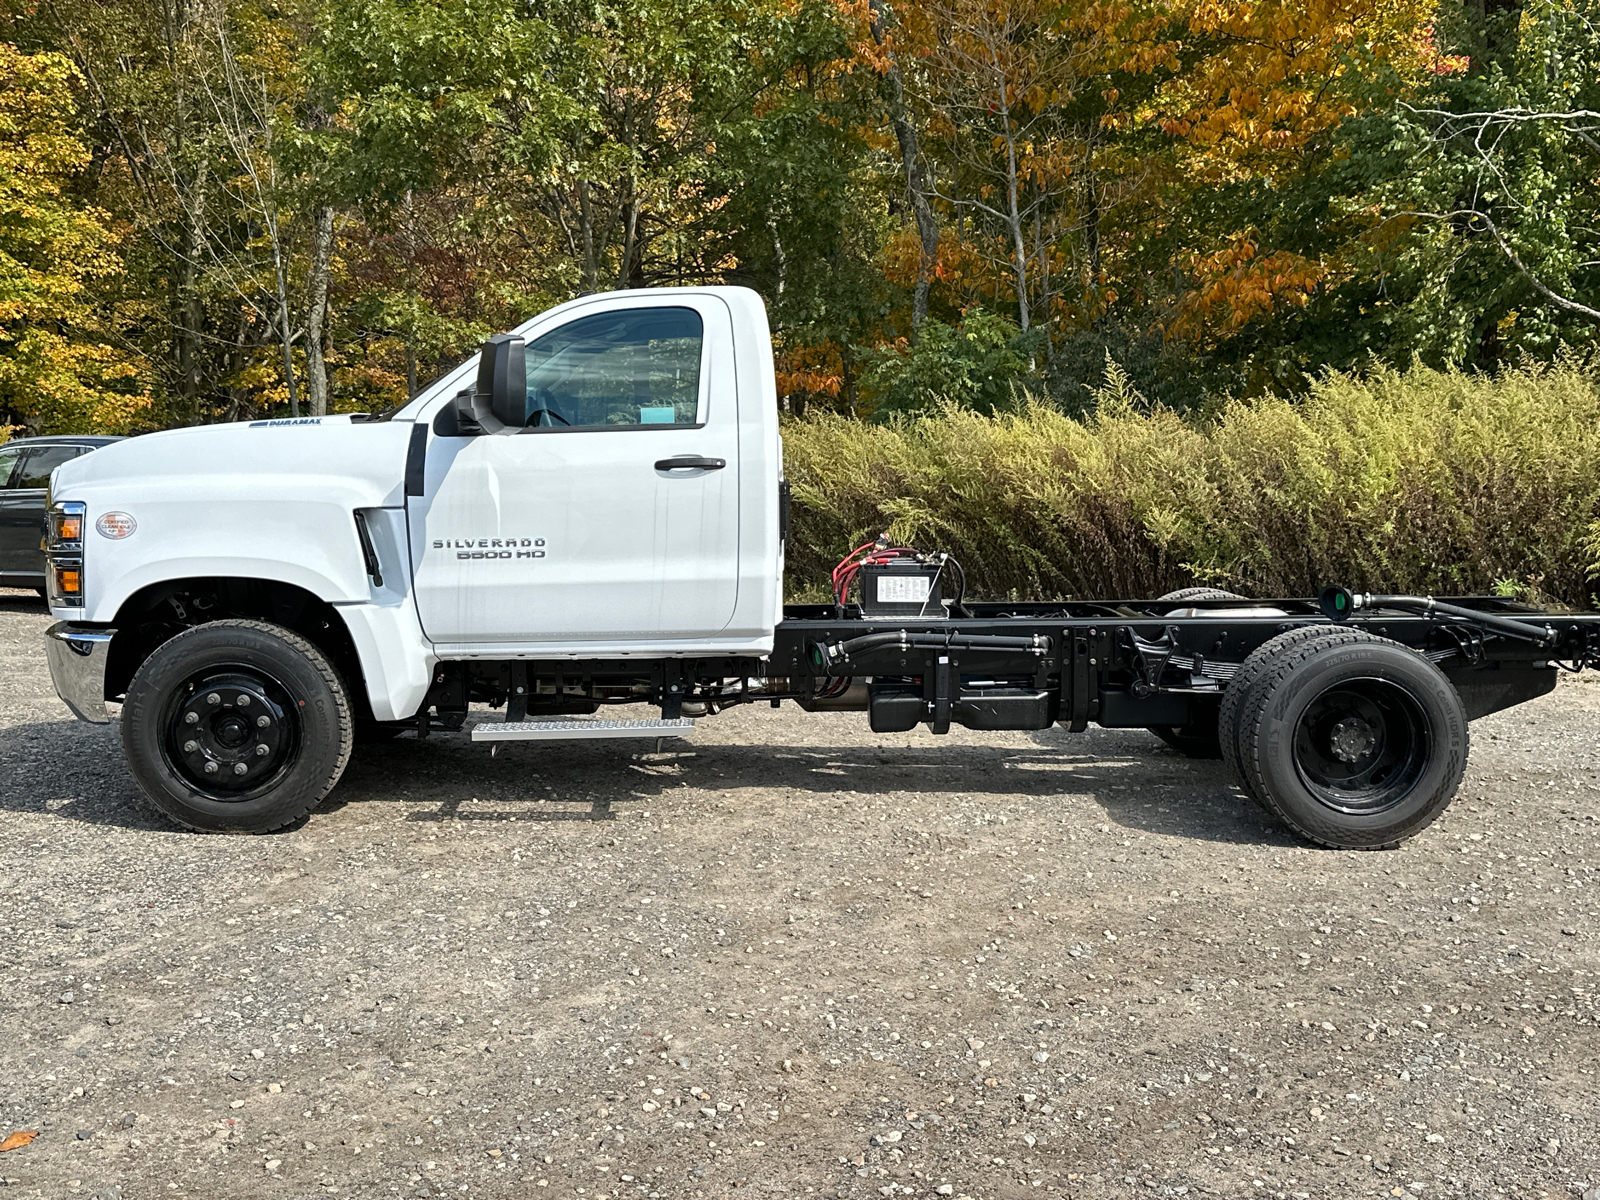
0, 715, 1294, 847
329, 722, 1292, 847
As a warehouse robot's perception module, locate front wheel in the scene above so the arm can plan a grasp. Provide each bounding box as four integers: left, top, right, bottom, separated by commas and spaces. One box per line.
121, 620, 353, 832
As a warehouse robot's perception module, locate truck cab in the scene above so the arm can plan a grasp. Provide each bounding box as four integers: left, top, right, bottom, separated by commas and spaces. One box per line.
40, 287, 783, 833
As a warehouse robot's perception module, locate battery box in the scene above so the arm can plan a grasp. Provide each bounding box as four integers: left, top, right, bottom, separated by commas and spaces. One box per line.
859, 559, 945, 618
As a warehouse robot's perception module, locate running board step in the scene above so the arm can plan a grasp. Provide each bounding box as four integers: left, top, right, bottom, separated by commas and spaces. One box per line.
470, 717, 696, 742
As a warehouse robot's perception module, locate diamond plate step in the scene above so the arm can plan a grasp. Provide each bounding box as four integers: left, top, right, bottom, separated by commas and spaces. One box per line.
470, 717, 696, 742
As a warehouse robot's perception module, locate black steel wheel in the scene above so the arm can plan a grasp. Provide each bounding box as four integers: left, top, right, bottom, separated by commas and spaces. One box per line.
1229, 630, 1468, 849
1290, 681, 1429, 814
121, 620, 352, 832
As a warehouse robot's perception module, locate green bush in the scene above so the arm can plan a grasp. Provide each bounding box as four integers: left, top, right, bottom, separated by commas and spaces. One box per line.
783, 358, 1600, 606
859, 310, 1037, 418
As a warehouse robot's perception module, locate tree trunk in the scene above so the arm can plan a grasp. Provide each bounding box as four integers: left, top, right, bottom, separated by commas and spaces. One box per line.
269, 236, 299, 418
617, 189, 639, 291
1080, 150, 1102, 323
578, 180, 597, 292
1004, 135, 1030, 334
868, 0, 940, 340
1034, 206, 1051, 364
175, 222, 207, 423
305, 205, 334, 416
770, 218, 787, 300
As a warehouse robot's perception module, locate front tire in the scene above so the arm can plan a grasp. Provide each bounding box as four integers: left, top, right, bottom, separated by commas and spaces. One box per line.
121, 620, 353, 832
1229, 630, 1468, 849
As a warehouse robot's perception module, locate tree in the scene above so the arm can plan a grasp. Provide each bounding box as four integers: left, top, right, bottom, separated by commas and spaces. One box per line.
1397, 0, 1600, 350
913, 0, 1089, 345
0, 43, 147, 432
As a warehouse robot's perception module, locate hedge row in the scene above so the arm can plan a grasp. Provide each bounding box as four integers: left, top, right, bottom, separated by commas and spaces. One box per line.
782, 359, 1600, 607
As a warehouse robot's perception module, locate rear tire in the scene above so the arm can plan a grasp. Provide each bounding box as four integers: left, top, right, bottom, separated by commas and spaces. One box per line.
120, 620, 353, 832
1219, 627, 1354, 808
1229, 630, 1468, 849
1157, 587, 1243, 603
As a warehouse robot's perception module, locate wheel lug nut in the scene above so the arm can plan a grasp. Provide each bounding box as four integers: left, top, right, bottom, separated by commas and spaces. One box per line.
237, 694, 251, 706
233, 763, 248, 776
206, 693, 220, 705
204, 761, 219, 774
255, 744, 269, 756
183, 740, 199, 753
185, 711, 200, 725
256, 715, 270, 728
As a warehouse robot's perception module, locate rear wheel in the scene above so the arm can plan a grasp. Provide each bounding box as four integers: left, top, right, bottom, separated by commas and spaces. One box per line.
1228, 630, 1468, 849
1219, 627, 1354, 807
1147, 589, 1243, 758
120, 620, 353, 832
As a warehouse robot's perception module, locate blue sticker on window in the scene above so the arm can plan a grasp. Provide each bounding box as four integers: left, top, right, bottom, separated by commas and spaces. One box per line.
639, 407, 678, 425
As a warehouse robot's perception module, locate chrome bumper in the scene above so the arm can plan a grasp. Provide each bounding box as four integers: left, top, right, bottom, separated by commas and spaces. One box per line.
45, 622, 116, 724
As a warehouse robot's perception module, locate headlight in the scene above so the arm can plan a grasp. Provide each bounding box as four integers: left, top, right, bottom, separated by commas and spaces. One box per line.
45, 498, 86, 607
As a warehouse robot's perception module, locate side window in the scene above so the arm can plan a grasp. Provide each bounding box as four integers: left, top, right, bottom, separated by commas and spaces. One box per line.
0, 446, 22, 488
521, 307, 703, 429
15, 446, 81, 489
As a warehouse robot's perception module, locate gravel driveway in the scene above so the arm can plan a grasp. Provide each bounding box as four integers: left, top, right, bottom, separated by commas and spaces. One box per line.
1, 587, 1596, 1200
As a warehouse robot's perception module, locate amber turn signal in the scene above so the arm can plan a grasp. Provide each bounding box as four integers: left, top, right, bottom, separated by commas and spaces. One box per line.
55, 512, 83, 542
54, 565, 82, 596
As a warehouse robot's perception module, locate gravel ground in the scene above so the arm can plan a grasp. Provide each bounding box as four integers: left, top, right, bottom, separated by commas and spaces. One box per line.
1, 586, 1597, 1200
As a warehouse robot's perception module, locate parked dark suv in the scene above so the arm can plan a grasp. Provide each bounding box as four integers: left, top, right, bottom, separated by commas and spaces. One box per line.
0, 435, 124, 593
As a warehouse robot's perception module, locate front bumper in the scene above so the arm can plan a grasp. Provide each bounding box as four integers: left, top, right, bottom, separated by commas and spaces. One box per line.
45, 622, 116, 724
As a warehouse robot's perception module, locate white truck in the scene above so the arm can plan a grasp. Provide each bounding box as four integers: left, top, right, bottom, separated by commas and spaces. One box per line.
40, 286, 1600, 849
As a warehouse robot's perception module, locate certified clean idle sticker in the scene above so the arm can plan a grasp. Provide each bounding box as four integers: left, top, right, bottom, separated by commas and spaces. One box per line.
95, 512, 137, 539
877, 574, 931, 603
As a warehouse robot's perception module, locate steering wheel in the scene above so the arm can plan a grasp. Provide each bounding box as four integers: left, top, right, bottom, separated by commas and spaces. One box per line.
527, 387, 571, 427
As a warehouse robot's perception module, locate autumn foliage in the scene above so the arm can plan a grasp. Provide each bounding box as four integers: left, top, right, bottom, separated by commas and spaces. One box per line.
0, 0, 1588, 429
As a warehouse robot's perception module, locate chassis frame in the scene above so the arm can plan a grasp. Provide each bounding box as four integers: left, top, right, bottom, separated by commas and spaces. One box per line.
416, 593, 1600, 735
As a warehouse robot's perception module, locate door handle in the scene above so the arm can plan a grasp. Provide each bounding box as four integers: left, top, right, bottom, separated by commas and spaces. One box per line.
654, 455, 726, 472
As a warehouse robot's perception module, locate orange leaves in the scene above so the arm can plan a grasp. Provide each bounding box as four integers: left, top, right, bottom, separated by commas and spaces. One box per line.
776, 340, 846, 400
1092, 0, 1438, 173
1170, 235, 1324, 340
0, 1131, 39, 1153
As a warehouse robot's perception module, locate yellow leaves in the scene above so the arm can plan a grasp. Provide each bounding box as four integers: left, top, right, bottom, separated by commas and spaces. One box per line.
1094, 0, 1438, 174
0, 43, 149, 432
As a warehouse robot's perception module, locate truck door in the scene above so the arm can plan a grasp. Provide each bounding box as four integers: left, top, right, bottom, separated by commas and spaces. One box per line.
405, 294, 742, 646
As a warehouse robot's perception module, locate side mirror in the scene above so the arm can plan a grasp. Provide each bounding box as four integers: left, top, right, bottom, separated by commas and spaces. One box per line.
476, 334, 526, 428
